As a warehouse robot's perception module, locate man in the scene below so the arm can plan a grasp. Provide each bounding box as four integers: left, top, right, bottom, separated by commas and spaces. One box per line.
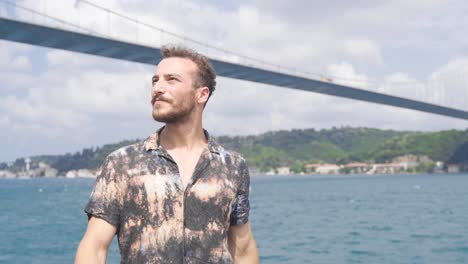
75, 46, 259, 264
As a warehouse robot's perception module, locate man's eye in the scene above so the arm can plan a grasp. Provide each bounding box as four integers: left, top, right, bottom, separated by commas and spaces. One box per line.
152, 77, 158, 84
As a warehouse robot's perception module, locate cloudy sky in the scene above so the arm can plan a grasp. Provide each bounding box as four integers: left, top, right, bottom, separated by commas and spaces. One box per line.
1, 0, 468, 162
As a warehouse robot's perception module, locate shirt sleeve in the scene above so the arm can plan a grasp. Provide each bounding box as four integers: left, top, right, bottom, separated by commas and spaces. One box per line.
230, 159, 250, 225
84, 156, 122, 227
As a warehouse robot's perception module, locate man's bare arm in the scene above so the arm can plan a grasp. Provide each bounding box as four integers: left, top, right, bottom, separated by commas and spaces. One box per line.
228, 222, 259, 264
75, 216, 117, 264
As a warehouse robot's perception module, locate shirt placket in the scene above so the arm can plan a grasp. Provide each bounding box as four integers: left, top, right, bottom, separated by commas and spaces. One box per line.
182, 150, 211, 262
154, 147, 212, 263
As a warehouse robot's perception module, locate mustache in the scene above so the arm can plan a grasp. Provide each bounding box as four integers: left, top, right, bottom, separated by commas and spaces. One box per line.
151, 95, 171, 105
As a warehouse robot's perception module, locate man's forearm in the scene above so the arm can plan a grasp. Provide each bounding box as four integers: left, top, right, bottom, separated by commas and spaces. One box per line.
234, 238, 259, 264
75, 238, 107, 264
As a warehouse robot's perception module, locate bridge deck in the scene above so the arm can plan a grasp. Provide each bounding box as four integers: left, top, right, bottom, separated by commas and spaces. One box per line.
1, 17, 467, 120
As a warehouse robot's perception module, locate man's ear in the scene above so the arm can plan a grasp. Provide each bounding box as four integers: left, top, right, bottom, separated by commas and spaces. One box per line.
197, 86, 210, 105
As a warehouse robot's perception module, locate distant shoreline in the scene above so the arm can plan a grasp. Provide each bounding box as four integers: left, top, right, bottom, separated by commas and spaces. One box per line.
2, 172, 466, 180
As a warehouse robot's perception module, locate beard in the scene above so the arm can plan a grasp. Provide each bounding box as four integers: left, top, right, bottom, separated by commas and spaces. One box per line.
152, 95, 196, 123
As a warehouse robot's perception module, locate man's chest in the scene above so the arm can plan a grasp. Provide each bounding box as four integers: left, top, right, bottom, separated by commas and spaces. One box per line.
173, 156, 200, 190
121, 158, 238, 222
167, 148, 205, 189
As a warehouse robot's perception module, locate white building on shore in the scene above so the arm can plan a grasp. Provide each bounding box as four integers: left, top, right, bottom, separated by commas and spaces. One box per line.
315, 164, 341, 174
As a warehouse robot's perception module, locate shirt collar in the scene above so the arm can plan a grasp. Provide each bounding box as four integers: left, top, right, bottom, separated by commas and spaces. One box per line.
144, 126, 222, 155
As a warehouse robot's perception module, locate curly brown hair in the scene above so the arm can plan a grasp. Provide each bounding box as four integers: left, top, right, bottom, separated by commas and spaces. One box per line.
161, 45, 217, 103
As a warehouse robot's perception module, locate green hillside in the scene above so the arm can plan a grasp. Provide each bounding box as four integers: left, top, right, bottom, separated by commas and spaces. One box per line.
4, 127, 468, 174
362, 129, 468, 163
217, 127, 413, 170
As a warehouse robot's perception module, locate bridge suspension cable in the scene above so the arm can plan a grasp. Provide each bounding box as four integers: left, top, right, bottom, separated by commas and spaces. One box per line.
0, 0, 467, 118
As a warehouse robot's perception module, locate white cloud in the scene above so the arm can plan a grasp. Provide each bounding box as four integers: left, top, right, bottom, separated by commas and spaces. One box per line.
0, 2, 6, 16
0, 41, 32, 71
344, 39, 383, 66
10, 56, 31, 70
0, 95, 90, 132
0, 42, 9, 65
428, 57, 468, 110
0, 115, 9, 126
380, 73, 426, 100
0, 47, 152, 137
326, 62, 372, 89
205, 77, 332, 135
0, 68, 151, 135
58, 70, 150, 114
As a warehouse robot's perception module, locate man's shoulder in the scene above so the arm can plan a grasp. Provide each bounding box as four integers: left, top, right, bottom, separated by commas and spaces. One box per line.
97, 140, 149, 179
213, 142, 247, 166
105, 140, 146, 162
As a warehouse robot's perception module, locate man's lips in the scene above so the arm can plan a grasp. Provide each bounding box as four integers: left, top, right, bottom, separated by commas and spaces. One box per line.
152, 97, 169, 105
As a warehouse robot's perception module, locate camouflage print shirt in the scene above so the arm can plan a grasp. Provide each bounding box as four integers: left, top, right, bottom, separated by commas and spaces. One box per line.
84, 128, 250, 264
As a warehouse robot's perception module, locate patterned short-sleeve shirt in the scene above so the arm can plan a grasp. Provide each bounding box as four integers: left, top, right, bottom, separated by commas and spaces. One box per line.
85, 128, 250, 263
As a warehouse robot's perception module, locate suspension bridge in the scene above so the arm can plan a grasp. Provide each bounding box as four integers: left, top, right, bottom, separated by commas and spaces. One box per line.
1, 0, 467, 120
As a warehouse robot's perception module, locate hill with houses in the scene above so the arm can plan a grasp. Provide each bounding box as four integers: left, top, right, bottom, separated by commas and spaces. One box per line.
1, 127, 467, 178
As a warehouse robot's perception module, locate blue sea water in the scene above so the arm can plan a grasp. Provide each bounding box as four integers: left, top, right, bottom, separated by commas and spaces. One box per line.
1, 173, 467, 263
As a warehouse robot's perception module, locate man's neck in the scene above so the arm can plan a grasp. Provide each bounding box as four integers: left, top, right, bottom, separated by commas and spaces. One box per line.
159, 121, 207, 151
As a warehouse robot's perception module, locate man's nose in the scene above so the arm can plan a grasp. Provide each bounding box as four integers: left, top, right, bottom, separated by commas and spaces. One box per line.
152, 81, 165, 96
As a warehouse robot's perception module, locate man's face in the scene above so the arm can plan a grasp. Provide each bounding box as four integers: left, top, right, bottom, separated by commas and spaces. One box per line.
151, 57, 199, 123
